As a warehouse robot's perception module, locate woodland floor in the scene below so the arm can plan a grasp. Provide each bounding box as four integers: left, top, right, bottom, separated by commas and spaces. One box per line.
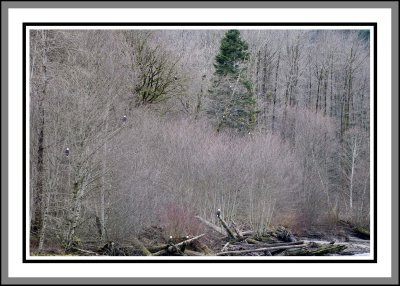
31, 220, 370, 257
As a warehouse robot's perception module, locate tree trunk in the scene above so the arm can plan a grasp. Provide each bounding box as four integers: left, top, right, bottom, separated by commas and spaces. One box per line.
217, 215, 236, 239
271, 51, 280, 133
38, 191, 50, 252
323, 69, 328, 116
65, 182, 83, 249
31, 114, 44, 239
31, 31, 49, 242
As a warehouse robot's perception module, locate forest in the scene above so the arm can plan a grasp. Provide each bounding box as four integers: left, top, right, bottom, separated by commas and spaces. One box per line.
29, 29, 371, 257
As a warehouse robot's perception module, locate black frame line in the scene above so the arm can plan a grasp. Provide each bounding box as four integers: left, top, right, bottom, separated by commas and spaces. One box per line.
22, 22, 377, 263
24, 22, 376, 27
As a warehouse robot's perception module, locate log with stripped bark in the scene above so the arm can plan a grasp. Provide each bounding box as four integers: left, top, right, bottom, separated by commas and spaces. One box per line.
152, 234, 206, 256
216, 243, 307, 256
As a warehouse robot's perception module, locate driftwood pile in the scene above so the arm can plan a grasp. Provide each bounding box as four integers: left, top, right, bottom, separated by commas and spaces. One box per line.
69, 210, 351, 256
71, 233, 210, 256
193, 212, 347, 256
338, 219, 370, 240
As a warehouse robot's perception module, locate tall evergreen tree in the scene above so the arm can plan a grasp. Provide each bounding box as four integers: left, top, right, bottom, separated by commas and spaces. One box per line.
207, 30, 258, 133
214, 30, 249, 76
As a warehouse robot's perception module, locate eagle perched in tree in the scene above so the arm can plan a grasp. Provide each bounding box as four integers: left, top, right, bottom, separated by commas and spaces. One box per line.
216, 209, 221, 218
64, 147, 70, 157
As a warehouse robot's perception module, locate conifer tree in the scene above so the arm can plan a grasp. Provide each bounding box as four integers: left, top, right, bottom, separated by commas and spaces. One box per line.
207, 30, 258, 133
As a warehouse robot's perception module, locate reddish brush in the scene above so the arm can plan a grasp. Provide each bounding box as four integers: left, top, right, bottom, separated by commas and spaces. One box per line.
159, 203, 201, 239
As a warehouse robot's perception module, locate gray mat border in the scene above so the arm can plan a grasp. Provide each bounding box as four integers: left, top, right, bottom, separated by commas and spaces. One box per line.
1, 1, 398, 285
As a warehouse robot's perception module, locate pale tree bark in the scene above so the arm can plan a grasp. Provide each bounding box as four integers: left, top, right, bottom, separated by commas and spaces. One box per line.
348, 135, 360, 211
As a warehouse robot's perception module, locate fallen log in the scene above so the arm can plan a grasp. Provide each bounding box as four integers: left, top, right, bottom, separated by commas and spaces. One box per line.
216, 243, 307, 256
254, 235, 278, 243
153, 234, 205, 256
147, 244, 169, 253
353, 227, 370, 240
221, 242, 230, 252
175, 234, 205, 247
195, 216, 226, 236
184, 250, 204, 256
307, 244, 347, 256
131, 237, 152, 256
246, 238, 259, 244
229, 240, 304, 249
71, 247, 99, 256
231, 221, 244, 240
241, 230, 255, 236
260, 242, 306, 256
338, 220, 370, 240
284, 244, 347, 256
274, 226, 297, 242
166, 245, 185, 256
192, 240, 212, 255
257, 240, 304, 247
